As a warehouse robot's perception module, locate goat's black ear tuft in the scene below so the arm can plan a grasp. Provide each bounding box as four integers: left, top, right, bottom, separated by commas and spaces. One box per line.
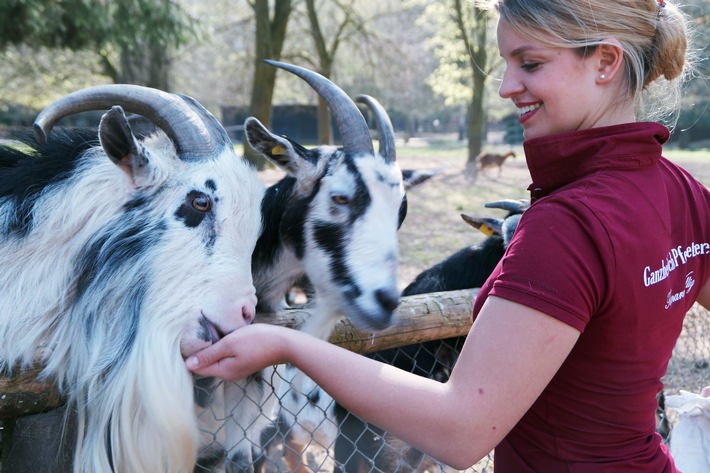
99, 106, 142, 170
401, 168, 442, 191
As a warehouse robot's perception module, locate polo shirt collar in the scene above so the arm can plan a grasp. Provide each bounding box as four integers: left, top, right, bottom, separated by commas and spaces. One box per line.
523, 122, 669, 201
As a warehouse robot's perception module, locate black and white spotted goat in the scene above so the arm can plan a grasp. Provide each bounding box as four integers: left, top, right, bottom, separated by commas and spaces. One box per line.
193, 61, 433, 473
0, 85, 264, 473
333, 198, 529, 473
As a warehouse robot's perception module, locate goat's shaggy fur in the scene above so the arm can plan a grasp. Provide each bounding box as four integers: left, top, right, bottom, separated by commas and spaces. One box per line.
0, 99, 263, 473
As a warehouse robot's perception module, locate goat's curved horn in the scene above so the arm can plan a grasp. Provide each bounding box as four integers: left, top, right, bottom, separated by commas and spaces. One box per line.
355, 94, 396, 163
33, 84, 230, 161
484, 199, 530, 213
265, 60, 374, 156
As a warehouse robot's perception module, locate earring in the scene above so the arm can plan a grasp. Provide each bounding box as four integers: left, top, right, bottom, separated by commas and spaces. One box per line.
600, 74, 607, 80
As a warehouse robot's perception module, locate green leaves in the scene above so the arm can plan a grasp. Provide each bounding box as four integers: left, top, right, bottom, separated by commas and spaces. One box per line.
0, 0, 197, 52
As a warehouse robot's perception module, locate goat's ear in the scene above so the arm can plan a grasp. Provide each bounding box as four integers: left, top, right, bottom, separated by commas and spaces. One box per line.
401, 167, 444, 191
244, 117, 311, 176
99, 106, 148, 178
461, 214, 503, 236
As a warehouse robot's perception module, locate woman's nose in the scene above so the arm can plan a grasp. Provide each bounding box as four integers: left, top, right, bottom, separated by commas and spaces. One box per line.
498, 69, 523, 99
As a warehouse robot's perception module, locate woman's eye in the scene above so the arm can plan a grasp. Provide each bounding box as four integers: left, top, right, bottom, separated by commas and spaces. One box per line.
332, 194, 350, 205
521, 62, 541, 71
191, 193, 212, 212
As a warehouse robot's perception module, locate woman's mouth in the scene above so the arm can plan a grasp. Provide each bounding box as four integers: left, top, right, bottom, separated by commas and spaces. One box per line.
518, 103, 541, 122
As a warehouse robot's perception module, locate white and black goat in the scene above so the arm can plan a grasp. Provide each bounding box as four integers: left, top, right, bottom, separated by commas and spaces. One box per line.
332, 198, 529, 473
0, 85, 264, 473
193, 61, 430, 473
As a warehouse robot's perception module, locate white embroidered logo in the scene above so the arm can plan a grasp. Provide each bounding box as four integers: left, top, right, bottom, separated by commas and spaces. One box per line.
665, 271, 696, 310
644, 242, 709, 287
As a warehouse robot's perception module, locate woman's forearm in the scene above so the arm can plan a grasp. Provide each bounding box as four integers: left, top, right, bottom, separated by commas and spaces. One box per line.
280, 327, 495, 468
187, 323, 494, 468
186, 297, 579, 469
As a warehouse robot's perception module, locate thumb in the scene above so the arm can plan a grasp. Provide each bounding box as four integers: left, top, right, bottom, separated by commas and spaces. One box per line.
185, 343, 229, 372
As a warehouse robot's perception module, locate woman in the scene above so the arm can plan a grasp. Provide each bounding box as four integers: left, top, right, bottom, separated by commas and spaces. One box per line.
187, 0, 710, 470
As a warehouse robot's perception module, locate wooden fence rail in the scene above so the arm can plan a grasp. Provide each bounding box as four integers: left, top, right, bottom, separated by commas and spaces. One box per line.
0, 289, 478, 420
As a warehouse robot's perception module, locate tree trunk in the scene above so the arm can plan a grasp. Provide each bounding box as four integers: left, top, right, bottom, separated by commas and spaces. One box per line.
118, 40, 171, 91
466, 6, 489, 173
244, 0, 293, 169
466, 69, 486, 174
317, 95, 332, 144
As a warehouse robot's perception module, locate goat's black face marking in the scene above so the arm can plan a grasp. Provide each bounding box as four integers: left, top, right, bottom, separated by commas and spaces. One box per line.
398, 195, 408, 229
175, 190, 212, 228
342, 156, 371, 223
205, 179, 216, 192
313, 221, 361, 300
75, 209, 165, 376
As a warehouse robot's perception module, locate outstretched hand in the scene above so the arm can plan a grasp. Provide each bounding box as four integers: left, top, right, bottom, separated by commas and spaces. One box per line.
185, 323, 292, 381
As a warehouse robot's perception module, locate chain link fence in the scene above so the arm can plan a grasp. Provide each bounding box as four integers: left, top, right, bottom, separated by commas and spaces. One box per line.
0, 301, 707, 472
191, 303, 710, 473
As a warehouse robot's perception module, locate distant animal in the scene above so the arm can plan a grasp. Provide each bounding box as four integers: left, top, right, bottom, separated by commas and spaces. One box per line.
0, 85, 264, 473
333, 198, 529, 473
476, 150, 516, 177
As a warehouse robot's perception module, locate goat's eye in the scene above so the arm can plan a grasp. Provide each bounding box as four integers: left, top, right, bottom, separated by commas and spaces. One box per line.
191, 193, 212, 212
332, 194, 350, 205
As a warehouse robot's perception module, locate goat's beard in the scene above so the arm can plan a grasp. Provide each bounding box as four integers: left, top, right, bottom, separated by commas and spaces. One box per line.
73, 329, 199, 473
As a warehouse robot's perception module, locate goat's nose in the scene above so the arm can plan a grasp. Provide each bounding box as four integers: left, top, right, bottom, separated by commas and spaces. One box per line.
375, 288, 400, 314
242, 304, 255, 325
224, 297, 256, 334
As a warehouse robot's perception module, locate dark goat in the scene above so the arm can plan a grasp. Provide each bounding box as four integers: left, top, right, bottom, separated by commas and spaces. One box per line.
333, 198, 529, 473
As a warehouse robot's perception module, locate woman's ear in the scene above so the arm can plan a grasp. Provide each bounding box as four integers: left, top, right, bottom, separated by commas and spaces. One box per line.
595, 38, 624, 84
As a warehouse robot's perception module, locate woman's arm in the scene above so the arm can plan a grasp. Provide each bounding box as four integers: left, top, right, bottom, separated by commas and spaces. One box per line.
187, 296, 580, 469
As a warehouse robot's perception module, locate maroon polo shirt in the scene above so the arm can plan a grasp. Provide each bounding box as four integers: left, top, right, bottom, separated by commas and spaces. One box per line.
473, 122, 710, 472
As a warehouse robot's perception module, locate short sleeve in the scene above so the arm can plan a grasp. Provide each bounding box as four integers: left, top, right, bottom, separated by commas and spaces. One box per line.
488, 197, 614, 332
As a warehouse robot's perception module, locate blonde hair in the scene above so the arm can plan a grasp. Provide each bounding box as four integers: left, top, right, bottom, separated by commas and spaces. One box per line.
486, 0, 695, 125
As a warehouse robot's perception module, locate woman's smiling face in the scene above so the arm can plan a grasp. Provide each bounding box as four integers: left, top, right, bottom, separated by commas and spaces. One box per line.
496, 17, 615, 140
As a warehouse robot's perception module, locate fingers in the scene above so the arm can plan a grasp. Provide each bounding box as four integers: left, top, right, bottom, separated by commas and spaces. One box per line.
186, 340, 229, 370
185, 345, 245, 381
184, 323, 293, 381
188, 358, 234, 379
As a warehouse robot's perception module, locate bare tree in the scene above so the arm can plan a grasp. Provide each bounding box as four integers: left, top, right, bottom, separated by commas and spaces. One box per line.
424, 0, 502, 172
304, 0, 369, 144
245, 0, 293, 167
456, 0, 489, 171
